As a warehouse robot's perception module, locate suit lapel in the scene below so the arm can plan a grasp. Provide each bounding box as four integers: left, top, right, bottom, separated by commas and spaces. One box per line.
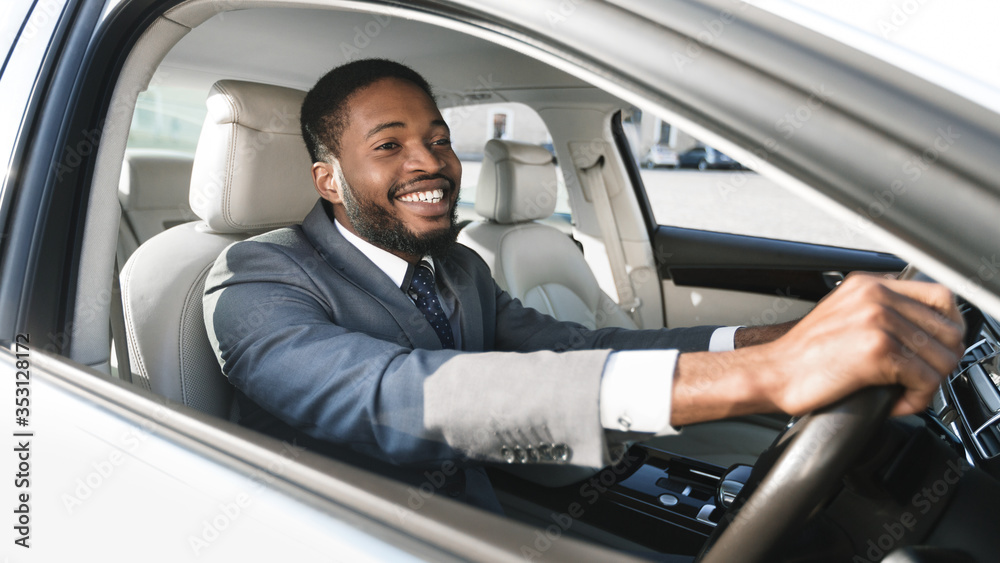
300, 202, 443, 350
437, 255, 484, 352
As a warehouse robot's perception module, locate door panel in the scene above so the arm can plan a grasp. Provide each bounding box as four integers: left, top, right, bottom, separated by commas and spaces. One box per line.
654, 225, 906, 327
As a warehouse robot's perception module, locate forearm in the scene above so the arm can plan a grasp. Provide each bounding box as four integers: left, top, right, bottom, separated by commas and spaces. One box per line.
734, 319, 798, 348
670, 347, 781, 426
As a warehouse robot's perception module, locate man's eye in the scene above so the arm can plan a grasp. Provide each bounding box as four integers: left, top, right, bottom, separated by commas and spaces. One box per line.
375, 142, 398, 150
433, 138, 452, 146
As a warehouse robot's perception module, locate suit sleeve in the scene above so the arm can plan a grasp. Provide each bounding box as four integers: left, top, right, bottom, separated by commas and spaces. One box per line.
488, 279, 721, 353
204, 240, 615, 468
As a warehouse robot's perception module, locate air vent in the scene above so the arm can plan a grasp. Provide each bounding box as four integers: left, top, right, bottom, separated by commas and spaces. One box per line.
949, 330, 1000, 459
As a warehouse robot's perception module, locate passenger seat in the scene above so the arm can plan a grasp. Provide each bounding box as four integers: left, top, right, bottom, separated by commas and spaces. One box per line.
459, 140, 635, 330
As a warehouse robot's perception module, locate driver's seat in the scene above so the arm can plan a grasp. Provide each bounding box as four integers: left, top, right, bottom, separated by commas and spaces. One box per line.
120, 80, 316, 417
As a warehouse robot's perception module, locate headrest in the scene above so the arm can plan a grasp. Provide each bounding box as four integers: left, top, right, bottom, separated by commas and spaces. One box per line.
119, 149, 193, 211
475, 139, 558, 224
189, 80, 317, 234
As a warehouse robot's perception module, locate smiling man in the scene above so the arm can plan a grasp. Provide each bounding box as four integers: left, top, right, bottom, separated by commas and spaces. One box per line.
304, 65, 462, 263
203, 59, 964, 514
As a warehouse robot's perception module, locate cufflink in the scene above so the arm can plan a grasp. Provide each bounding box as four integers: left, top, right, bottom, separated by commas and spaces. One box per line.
617, 414, 633, 432
552, 443, 571, 463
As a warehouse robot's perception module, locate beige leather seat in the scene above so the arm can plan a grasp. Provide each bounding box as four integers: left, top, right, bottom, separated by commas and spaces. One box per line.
459, 139, 780, 468
459, 140, 636, 330
117, 149, 196, 261
120, 80, 316, 417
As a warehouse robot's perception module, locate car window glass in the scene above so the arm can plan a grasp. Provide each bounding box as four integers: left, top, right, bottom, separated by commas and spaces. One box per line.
127, 84, 207, 153
619, 109, 889, 252
442, 102, 571, 218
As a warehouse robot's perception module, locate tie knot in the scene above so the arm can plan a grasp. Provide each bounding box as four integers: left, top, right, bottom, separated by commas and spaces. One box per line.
409, 262, 435, 293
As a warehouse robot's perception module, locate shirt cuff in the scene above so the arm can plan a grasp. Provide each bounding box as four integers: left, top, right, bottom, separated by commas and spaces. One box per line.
708, 325, 743, 352
600, 350, 679, 437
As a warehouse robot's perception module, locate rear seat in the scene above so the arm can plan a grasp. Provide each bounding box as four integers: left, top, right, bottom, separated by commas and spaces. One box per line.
117, 149, 196, 260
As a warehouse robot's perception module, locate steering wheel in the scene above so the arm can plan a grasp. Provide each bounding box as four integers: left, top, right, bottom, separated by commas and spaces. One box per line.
694, 264, 979, 562
698, 265, 936, 562
696, 386, 901, 563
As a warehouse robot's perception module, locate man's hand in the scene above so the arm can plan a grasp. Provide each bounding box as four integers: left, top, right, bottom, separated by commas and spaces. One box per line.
671, 275, 965, 426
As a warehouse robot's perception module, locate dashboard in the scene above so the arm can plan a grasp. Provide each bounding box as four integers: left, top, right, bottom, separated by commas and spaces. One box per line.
932, 312, 1000, 478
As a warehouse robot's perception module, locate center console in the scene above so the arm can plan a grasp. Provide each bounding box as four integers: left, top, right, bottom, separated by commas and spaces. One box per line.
489, 445, 730, 556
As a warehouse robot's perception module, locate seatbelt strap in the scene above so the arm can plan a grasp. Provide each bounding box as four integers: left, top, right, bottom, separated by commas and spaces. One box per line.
111, 251, 133, 384
579, 155, 642, 327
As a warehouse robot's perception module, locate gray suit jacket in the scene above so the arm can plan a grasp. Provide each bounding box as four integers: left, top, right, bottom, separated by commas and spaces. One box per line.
203, 201, 718, 508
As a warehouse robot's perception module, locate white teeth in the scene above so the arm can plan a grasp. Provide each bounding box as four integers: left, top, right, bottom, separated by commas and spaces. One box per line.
399, 189, 444, 203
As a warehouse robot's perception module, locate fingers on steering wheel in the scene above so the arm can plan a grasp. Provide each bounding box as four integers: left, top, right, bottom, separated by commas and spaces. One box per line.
865, 302, 962, 416
886, 349, 946, 416
889, 279, 965, 330
877, 281, 966, 358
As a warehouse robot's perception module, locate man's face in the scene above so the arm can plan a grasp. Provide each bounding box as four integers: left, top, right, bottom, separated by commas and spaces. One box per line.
319, 77, 462, 261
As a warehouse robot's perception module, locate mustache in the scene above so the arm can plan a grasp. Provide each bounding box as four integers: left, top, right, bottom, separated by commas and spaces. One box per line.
388, 174, 456, 200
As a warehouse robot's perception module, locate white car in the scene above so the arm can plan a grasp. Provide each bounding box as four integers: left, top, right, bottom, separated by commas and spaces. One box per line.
2, 0, 1000, 561
643, 144, 680, 168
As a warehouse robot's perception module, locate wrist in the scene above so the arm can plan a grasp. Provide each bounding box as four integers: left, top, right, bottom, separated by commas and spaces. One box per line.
671, 347, 782, 426
734, 319, 799, 348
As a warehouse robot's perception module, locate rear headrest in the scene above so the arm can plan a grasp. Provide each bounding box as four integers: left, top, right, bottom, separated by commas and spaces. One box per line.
119, 149, 193, 211
475, 139, 558, 224
189, 80, 317, 234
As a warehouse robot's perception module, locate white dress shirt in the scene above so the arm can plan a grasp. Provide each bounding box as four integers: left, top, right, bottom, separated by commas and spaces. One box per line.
334, 219, 738, 437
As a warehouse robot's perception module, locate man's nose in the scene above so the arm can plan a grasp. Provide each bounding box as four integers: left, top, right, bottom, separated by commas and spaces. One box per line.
402, 142, 446, 173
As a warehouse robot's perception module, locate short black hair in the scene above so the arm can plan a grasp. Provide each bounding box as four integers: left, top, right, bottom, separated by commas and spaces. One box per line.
300, 58, 435, 162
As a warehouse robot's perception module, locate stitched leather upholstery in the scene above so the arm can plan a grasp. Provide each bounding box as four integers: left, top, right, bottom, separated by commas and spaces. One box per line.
122, 80, 313, 417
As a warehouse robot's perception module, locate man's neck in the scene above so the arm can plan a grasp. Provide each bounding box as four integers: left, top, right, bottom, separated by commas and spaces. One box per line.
323, 199, 422, 264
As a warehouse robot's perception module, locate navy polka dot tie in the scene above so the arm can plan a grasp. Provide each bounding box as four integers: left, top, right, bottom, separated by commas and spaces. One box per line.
407, 261, 455, 349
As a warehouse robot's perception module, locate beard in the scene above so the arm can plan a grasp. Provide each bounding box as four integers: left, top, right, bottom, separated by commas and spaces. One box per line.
334, 162, 460, 259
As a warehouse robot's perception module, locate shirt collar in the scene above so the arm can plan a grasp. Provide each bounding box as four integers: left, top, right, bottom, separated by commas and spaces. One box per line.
334, 218, 434, 289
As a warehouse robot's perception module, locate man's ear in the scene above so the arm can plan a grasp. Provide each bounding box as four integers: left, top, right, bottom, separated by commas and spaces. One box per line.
311, 161, 344, 204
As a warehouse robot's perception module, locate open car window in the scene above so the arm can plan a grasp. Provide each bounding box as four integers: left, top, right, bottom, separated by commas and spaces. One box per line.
620, 109, 890, 252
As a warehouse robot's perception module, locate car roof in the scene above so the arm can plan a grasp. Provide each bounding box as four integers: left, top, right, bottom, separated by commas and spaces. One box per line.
147, 6, 617, 110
